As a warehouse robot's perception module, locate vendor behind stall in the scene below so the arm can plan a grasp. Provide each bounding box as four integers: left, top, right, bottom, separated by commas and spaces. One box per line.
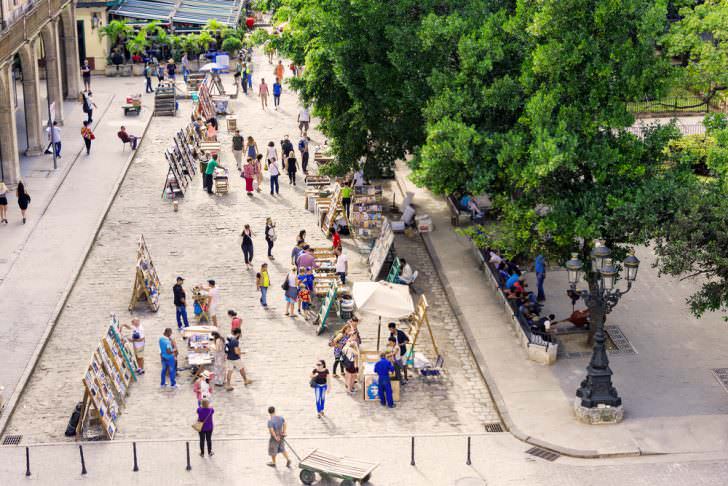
374, 353, 395, 408
204, 155, 224, 195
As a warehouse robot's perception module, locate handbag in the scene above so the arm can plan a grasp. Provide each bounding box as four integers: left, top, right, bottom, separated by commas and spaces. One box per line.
282, 277, 290, 291
192, 410, 211, 432
309, 377, 317, 388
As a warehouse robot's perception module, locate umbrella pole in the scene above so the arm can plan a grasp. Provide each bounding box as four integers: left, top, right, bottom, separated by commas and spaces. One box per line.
377, 316, 381, 351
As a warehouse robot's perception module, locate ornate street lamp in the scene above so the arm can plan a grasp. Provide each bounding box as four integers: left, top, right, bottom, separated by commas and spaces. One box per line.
566, 245, 640, 424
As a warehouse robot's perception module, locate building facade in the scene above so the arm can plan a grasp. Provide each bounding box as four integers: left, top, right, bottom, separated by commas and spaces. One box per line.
0, 0, 82, 183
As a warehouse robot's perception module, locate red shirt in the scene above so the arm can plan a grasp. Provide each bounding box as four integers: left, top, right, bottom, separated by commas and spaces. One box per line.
332, 232, 341, 249
246, 17, 255, 29
231, 317, 242, 331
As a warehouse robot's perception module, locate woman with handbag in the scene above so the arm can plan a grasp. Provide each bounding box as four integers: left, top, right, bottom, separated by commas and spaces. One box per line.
264, 218, 276, 260
283, 266, 299, 316
310, 360, 330, 418
194, 399, 214, 457
81, 121, 95, 155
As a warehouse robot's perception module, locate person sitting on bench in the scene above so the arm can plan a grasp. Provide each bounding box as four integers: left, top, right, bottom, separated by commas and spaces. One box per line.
459, 193, 484, 220
396, 259, 416, 285
401, 204, 416, 227
117, 126, 139, 150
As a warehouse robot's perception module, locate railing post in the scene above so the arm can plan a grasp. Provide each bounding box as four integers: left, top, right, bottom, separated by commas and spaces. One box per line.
466, 436, 472, 465
185, 441, 192, 471
25, 446, 30, 476
79, 445, 87, 475
410, 436, 415, 466
132, 442, 139, 472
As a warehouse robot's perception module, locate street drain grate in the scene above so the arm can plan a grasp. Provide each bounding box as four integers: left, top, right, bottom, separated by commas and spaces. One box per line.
711, 369, 728, 392
605, 325, 637, 355
2, 435, 22, 445
526, 446, 560, 462
484, 423, 504, 432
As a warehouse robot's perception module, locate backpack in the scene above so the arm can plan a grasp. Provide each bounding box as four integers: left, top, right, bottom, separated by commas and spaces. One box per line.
224, 337, 233, 354
298, 139, 306, 151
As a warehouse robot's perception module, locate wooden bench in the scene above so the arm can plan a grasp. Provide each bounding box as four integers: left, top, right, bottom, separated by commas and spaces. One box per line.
447, 195, 469, 226
123, 105, 141, 116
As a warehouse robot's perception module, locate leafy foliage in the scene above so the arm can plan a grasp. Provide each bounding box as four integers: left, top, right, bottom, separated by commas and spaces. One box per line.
99, 20, 133, 48
221, 37, 243, 55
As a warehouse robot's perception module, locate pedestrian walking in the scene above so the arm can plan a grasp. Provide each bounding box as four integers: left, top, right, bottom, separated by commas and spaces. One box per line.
241, 62, 249, 95
203, 279, 220, 326
0, 181, 7, 223
273, 78, 282, 110
245, 136, 258, 161
299, 136, 310, 174
211, 331, 225, 386
241, 224, 255, 268
144, 63, 154, 93
374, 352, 395, 407
286, 152, 298, 185
280, 135, 294, 160
81, 60, 92, 91
156, 63, 165, 86
264, 217, 276, 259
335, 247, 348, 284
297, 106, 310, 136
297, 230, 307, 247
266, 141, 277, 167
232, 129, 244, 170
256, 263, 270, 307
173, 276, 190, 331
121, 318, 145, 374
46, 121, 62, 158
283, 266, 298, 316
16, 181, 30, 224
159, 328, 177, 389
269, 157, 280, 195
228, 309, 242, 333
181, 53, 190, 83
254, 154, 263, 192
342, 340, 359, 393
166, 59, 176, 81
535, 253, 546, 302
243, 158, 256, 195
266, 406, 291, 468
195, 399, 215, 457
341, 183, 352, 219
225, 328, 252, 390
81, 121, 95, 155
193, 371, 213, 406
81, 91, 97, 124
246, 62, 253, 90
259, 78, 269, 109
311, 360, 330, 418
275, 60, 285, 83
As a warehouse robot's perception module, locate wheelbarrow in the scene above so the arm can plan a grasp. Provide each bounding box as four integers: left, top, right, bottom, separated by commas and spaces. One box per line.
285, 439, 378, 485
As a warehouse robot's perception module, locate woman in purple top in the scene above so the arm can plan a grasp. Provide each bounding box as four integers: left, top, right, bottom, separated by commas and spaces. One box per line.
197, 399, 215, 457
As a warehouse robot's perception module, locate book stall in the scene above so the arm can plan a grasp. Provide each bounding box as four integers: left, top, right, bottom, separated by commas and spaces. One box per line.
321, 183, 345, 236
77, 315, 139, 440
163, 148, 189, 199
182, 326, 217, 374
311, 247, 340, 295
195, 83, 216, 121
367, 218, 394, 280
129, 235, 160, 312
351, 185, 383, 239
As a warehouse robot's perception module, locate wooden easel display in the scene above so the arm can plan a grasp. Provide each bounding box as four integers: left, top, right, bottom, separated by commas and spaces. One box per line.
195, 83, 216, 120
163, 150, 189, 199
321, 183, 346, 236
315, 282, 338, 335
77, 316, 139, 440
368, 218, 394, 280
406, 294, 439, 364
128, 235, 160, 312
174, 130, 198, 176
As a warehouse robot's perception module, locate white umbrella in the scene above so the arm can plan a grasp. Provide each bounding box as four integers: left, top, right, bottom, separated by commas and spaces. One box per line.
200, 62, 223, 72
353, 281, 414, 350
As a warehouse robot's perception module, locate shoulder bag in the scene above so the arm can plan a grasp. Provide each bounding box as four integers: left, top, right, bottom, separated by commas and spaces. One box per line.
192, 410, 211, 432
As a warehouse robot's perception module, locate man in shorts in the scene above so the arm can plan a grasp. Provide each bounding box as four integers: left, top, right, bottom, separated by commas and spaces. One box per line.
297, 106, 310, 136
225, 328, 252, 390
266, 406, 291, 468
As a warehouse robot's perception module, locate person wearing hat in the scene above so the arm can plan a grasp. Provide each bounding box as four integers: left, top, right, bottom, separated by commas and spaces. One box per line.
173, 277, 189, 331
194, 370, 213, 406
203, 280, 220, 326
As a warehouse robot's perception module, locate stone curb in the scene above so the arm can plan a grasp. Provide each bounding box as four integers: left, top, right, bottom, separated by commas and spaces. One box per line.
393, 169, 644, 460
0, 103, 155, 436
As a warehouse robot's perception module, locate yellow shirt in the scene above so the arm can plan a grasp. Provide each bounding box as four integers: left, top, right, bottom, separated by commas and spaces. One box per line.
260, 271, 270, 288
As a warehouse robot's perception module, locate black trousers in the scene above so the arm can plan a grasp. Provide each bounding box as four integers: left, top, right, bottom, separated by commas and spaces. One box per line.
204, 173, 213, 193
145, 77, 153, 93
302, 151, 309, 173
333, 356, 344, 375
242, 242, 254, 264
342, 197, 351, 219
267, 238, 274, 256
83, 138, 92, 155
198, 430, 212, 454
288, 170, 296, 185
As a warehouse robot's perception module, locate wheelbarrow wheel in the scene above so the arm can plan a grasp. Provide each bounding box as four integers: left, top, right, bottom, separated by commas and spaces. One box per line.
299, 469, 316, 485
362, 473, 371, 483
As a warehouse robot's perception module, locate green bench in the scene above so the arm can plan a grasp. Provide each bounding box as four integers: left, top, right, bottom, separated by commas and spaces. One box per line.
386, 257, 401, 283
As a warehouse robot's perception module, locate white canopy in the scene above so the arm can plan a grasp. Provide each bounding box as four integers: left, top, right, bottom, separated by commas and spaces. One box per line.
352, 281, 414, 319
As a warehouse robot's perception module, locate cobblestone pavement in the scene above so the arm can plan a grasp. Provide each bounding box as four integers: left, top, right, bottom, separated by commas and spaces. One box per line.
4, 50, 497, 443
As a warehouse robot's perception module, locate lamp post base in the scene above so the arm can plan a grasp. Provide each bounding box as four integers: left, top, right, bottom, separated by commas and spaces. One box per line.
574, 398, 624, 424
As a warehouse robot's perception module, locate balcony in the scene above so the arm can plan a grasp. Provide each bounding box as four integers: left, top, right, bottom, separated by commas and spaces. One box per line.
0, 0, 72, 62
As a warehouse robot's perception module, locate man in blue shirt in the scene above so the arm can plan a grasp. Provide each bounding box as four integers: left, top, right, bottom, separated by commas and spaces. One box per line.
505, 273, 520, 290
534, 254, 546, 302
273, 78, 282, 111
159, 328, 176, 388
374, 353, 395, 408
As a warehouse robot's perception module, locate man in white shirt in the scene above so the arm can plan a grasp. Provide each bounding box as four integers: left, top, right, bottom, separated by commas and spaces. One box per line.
488, 251, 502, 265
401, 204, 416, 227
297, 106, 310, 136
352, 168, 365, 187
46, 121, 62, 157
397, 259, 415, 285
335, 247, 348, 284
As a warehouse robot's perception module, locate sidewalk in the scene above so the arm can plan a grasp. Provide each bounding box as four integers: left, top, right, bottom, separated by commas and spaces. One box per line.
0, 76, 154, 430
394, 160, 728, 458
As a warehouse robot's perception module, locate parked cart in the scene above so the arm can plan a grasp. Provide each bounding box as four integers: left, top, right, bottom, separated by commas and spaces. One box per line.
287, 441, 377, 486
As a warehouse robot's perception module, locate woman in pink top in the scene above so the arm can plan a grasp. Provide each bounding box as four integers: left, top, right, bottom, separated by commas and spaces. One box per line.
243, 157, 256, 195
259, 78, 269, 110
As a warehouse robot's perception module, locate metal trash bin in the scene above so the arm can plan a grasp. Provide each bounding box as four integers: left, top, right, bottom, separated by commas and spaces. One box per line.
339, 295, 354, 320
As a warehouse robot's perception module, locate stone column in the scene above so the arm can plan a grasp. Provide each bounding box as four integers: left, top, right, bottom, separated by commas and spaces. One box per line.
61, 4, 82, 99
42, 21, 64, 125
0, 63, 21, 183
19, 42, 44, 156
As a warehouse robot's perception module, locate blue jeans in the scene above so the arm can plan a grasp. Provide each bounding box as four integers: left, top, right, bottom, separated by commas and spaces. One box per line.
161, 357, 176, 386
260, 286, 268, 306
378, 380, 393, 407
53, 142, 61, 156
247, 73, 252, 88
338, 272, 346, 285
270, 174, 279, 194
182, 67, 189, 83
315, 384, 327, 412
176, 305, 189, 329
536, 272, 546, 301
